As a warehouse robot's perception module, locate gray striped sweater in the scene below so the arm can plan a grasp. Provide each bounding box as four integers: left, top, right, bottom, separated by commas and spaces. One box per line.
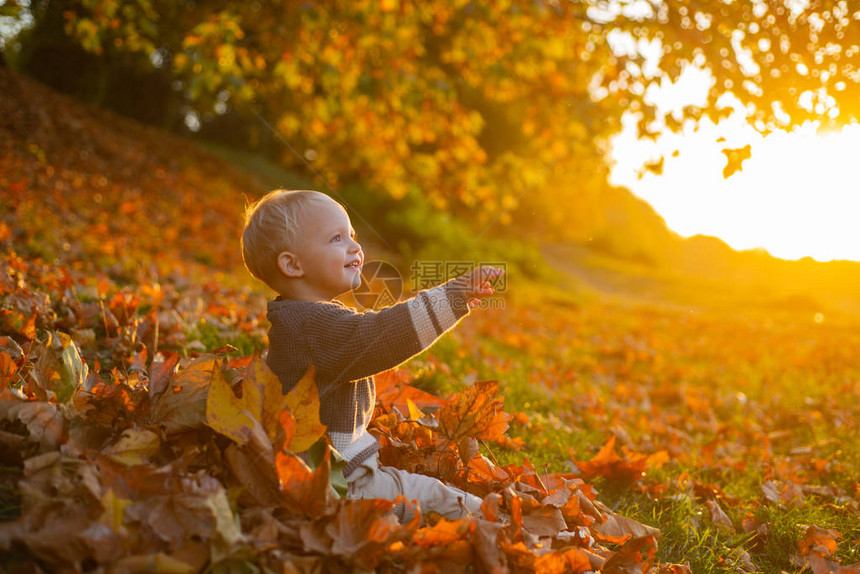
266, 276, 472, 476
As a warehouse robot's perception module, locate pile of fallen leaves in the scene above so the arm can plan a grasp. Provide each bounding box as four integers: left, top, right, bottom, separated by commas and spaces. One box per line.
0, 316, 668, 572
1, 65, 673, 572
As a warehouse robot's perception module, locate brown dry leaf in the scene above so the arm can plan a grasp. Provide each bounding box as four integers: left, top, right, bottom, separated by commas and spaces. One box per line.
134, 469, 242, 551
761, 480, 781, 503
592, 510, 661, 543
705, 499, 733, 531
0, 396, 66, 454
224, 442, 282, 507
439, 380, 509, 442
522, 505, 568, 537
471, 518, 507, 574
148, 352, 180, 399
325, 498, 407, 569
152, 356, 214, 435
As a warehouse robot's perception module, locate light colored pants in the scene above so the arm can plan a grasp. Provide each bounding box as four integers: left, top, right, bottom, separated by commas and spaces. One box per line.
346, 453, 483, 523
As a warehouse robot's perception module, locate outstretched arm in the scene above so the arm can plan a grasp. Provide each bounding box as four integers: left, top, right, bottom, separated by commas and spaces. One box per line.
305, 266, 503, 384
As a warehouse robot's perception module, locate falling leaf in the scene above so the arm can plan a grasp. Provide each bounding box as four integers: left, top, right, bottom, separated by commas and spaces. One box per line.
721, 144, 752, 178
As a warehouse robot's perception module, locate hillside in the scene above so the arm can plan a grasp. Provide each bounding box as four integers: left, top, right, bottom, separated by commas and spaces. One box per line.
2, 64, 859, 574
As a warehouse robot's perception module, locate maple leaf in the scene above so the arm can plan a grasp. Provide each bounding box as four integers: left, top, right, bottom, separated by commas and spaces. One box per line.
439, 380, 509, 442
205, 357, 326, 453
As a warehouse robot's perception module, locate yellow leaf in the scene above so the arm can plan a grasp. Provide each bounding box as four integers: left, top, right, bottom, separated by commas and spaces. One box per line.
99, 488, 131, 533
406, 398, 424, 421
205, 358, 325, 453
283, 363, 327, 452
252, 356, 291, 446
204, 362, 257, 445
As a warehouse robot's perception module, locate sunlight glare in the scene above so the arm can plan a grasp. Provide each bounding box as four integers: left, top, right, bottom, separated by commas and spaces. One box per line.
611, 95, 860, 262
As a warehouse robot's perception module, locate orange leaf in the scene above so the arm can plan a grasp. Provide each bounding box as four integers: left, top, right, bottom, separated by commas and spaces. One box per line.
574, 436, 648, 483
798, 525, 841, 557
275, 448, 333, 516
534, 548, 594, 574
439, 380, 509, 442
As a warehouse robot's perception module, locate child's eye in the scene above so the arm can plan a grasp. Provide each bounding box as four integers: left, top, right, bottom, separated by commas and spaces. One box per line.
332, 234, 341, 242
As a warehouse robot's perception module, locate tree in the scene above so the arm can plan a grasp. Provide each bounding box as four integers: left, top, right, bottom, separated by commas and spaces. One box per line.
8, 0, 859, 233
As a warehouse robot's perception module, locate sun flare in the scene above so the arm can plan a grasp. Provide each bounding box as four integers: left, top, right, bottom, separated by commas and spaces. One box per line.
611, 117, 860, 263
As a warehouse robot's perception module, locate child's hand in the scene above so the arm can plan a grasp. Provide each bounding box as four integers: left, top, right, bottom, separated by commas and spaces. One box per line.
457, 265, 505, 309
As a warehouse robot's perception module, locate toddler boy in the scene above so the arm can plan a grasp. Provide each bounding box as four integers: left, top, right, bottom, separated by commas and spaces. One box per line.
241, 189, 504, 522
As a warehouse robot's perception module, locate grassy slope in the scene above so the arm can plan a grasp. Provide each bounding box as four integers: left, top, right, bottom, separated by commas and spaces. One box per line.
2, 67, 859, 572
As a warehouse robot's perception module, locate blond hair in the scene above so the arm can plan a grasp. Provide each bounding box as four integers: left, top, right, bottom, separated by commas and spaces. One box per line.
241, 189, 333, 287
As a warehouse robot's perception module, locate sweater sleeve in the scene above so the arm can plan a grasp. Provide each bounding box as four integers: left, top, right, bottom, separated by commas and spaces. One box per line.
305, 276, 472, 384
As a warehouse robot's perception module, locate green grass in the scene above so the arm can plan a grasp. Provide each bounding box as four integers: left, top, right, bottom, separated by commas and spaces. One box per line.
413, 273, 860, 572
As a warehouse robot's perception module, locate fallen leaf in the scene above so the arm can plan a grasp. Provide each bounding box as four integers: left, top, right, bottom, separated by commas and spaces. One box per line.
282, 363, 327, 452
152, 356, 214, 435
439, 380, 509, 442
103, 426, 160, 466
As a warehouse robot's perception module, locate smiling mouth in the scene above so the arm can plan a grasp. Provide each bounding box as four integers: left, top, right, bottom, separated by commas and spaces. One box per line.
345, 262, 361, 270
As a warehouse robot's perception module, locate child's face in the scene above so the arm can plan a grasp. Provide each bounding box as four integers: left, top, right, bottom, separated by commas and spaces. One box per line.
293, 199, 364, 300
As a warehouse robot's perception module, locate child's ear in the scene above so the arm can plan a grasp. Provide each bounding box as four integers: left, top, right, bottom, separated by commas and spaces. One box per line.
277, 251, 303, 278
